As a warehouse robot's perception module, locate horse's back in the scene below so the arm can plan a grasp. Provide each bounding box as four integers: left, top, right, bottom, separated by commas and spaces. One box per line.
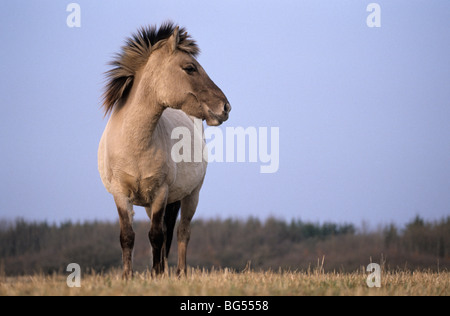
98, 124, 112, 194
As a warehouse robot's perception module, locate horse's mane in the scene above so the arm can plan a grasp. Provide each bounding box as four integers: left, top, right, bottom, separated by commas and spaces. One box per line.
102, 22, 199, 116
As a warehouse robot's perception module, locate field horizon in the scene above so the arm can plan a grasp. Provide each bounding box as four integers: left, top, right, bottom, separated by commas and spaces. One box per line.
1, 216, 449, 296
1, 216, 449, 276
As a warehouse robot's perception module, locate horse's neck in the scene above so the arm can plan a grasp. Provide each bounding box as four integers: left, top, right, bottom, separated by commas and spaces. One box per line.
120, 90, 165, 151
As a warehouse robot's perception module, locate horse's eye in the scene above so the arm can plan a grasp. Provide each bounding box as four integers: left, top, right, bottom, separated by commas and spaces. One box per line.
183, 65, 197, 75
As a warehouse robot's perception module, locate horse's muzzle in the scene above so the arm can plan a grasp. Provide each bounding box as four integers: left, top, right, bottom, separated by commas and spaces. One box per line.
207, 102, 231, 126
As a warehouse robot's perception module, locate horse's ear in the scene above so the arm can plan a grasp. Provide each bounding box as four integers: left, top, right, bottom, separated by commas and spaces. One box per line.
168, 26, 180, 54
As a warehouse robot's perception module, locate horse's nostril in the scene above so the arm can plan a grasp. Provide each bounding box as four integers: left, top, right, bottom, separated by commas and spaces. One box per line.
224, 102, 231, 113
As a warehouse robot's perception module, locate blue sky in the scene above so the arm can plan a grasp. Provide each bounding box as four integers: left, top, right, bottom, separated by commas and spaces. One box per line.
0, 1, 449, 226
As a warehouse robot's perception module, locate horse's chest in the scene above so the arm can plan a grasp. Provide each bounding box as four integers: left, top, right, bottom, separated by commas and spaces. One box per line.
116, 170, 164, 207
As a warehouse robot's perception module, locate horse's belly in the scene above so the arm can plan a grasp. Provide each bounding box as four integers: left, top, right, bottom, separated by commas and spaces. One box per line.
167, 160, 207, 203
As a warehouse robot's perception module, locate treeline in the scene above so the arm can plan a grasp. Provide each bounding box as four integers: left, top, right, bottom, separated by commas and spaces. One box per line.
0, 216, 449, 275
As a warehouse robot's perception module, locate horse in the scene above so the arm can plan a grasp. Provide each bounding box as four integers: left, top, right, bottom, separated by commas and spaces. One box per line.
98, 22, 230, 278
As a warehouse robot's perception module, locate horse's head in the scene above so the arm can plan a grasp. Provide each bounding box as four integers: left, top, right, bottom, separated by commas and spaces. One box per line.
146, 27, 231, 126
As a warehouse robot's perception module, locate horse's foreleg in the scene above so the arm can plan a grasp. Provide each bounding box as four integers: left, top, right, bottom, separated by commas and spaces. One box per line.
114, 194, 135, 280
147, 185, 169, 277
177, 187, 200, 277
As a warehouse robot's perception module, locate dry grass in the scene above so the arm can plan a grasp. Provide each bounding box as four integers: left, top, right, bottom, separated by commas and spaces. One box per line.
0, 268, 448, 296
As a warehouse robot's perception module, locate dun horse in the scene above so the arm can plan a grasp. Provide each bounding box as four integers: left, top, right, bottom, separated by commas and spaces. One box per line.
98, 23, 230, 278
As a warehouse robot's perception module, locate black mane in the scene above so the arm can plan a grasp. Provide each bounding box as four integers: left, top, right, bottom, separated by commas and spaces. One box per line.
102, 22, 199, 116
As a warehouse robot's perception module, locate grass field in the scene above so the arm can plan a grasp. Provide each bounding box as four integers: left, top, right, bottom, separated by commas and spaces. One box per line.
0, 268, 448, 296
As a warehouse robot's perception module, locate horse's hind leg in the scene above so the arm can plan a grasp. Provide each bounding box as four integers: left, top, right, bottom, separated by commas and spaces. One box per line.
114, 194, 135, 279
177, 187, 200, 277
163, 201, 181, 273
